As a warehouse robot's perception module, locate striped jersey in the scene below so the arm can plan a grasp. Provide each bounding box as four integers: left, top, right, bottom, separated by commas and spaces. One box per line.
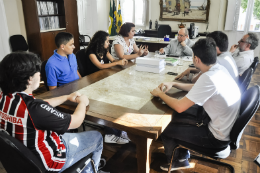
0, 92, 71, 172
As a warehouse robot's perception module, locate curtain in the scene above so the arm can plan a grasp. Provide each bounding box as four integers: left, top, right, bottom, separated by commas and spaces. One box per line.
77, 0, 88, 35
224, 0, 241, 31
0, 0, 10, 62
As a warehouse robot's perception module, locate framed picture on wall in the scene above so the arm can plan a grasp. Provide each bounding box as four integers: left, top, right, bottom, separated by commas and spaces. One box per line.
159, 0, 210, 23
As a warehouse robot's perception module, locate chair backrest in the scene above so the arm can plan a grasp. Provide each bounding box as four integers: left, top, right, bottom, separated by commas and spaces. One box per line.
230, 85, 260, 149
40, 60, 49, 91
250, 56, 259, 73
0, 131, 46, 173
239, 67, 253, 94
9, 35, 29, 52
79, 35, 91, 47
157, 25, 172, 38
76, 49, 88, 77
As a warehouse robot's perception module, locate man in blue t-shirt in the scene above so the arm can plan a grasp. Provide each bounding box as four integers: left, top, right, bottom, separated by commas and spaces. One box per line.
45, 32, 81, 90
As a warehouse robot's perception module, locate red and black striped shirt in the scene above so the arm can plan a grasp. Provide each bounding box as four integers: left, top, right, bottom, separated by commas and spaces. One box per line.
0, 92, 71, 172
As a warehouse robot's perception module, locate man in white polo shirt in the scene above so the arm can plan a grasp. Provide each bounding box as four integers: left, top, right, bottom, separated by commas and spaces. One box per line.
230, 33, 259, 75
151, 38, 241, 171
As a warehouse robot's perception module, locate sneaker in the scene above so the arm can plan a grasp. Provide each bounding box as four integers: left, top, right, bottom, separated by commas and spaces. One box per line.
104, 134, 129, 144
160, 159, 190, 171
120, 131, 131, 141
160, 148, 190, 171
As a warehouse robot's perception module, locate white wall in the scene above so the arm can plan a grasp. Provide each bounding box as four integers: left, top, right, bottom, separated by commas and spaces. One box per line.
147, 0, 227, 32
3, 0, 27, 40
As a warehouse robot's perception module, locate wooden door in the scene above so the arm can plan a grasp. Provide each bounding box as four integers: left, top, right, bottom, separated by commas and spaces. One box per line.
64, 0, 80, 53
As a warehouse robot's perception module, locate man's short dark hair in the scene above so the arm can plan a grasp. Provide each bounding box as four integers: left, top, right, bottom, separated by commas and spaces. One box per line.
206, 31, 228, 52
119, 22, 135, 37
0, 52, 41, 95
246, 32, 259, 50
192, 38, 217, 66
55, 32, 74, 48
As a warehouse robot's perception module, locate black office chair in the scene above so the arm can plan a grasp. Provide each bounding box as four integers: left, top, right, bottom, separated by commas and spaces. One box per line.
79, 35, 91, 49
239, 67, 253, 94
169, 85, 260, 173
157, 25, 172, 38
9, 34, 29, 52
76, 49, 88, 77
40, 60, 49, 91
250, 56, 259, 74
0, 130, 97, 173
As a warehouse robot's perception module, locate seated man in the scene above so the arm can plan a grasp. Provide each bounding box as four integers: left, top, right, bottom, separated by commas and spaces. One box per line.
176, 31, 239, 83
230, 33, 259, 75
159, 28, 194, 56
0, 52, 103, 172
46, 32, 81, 90
151, 38, 241, 171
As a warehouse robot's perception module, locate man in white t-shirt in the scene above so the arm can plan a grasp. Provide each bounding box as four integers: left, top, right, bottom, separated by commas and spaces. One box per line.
176, 31, 239, 83
230, 33, 259, 75
151, 38, 241, 171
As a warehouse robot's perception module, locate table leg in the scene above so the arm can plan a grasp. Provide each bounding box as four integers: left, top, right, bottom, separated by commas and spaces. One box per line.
128, 133, 153, 173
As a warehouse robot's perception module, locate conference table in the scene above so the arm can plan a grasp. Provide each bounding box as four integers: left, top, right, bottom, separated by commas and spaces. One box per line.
36, 53, 192, 173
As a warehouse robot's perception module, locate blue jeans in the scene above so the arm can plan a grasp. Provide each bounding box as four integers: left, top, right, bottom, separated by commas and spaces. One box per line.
59, 131, 103, 173
161, 123, 230, 163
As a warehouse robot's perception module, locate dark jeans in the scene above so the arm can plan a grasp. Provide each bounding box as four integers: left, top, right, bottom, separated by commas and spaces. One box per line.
104, 127, 122, 137
161, 123, 230, 163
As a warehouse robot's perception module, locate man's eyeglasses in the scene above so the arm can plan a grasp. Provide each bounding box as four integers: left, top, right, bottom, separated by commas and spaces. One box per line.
239, 39, 251, 44
177, 34, 186, 38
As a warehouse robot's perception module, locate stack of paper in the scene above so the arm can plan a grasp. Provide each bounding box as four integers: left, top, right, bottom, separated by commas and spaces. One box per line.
136, 57, 165, 73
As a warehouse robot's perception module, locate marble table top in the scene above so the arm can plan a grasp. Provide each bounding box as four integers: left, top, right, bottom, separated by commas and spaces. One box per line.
77, 56, 191, 110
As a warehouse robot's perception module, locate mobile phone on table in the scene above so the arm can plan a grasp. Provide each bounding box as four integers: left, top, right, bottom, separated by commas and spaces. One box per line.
189, 64, 195, 67
166, 55, 179, 57
167, 72, 178, 75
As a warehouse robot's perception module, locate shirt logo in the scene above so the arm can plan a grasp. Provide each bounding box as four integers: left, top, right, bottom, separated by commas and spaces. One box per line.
0, 111, 23, 125
40, 104, 64, 119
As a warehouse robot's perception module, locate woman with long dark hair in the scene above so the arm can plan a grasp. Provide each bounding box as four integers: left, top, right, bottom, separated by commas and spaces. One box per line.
84, 30, 127, 76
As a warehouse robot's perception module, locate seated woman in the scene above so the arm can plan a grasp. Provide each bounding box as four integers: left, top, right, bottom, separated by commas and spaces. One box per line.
85, 30, 130, 144
111, 22, 149, 61
84, 30, 128, 76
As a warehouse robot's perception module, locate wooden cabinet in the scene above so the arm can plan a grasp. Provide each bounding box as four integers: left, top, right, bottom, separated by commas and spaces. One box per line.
22, 0, 79, 61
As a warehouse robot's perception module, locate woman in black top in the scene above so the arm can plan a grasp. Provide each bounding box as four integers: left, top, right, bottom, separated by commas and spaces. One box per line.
85, 31, 128, 76
86, 31, 131, 144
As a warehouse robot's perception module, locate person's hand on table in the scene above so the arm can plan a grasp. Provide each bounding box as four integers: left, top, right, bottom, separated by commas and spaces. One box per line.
75, 95, 89, 106
118, 59, 128, 66
180, 41, 186, 47
158, 82, 174, 93
175, 68, 190, 80
143, 45, 149, 56
230, 44, 238, 53
150, 87, 164, 97
159, 48, 164, 54
68, 92, 82, 103
137, 45, 145, 56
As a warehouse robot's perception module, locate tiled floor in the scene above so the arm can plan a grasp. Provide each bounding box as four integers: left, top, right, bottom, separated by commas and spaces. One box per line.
1, 65, 260, 173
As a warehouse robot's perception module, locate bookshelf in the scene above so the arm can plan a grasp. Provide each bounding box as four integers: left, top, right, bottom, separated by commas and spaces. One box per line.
22, 0, 80, 61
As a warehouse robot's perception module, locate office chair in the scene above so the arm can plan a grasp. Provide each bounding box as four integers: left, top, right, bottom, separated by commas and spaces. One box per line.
79, 35, 91, 49
157, 25, 172, 38
9, 34, 29, 52
239, 67, 253, 94
0, 130, 97, 173
168, 85, 260, 173
76, 49, 88, 77
40, 60, 49, 91
250, 56, 259, 74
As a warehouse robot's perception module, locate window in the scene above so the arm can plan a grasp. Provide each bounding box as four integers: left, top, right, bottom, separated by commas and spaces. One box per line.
237, 0, 260, 32
120, 0, 147, 26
